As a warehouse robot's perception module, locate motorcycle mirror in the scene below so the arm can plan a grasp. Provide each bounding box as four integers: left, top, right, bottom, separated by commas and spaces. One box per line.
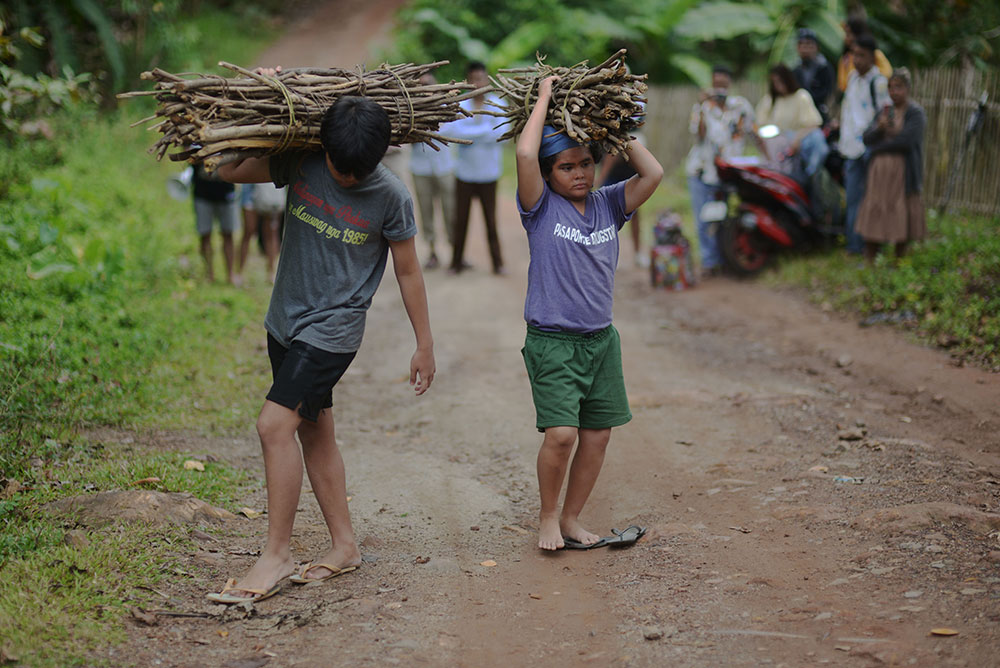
758, 124, 780, 139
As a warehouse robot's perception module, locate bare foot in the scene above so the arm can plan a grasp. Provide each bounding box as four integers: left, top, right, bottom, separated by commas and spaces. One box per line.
299, 543, 362, 580
225, 551, 295, 597
560, 518, 601, 546
538, 515, 565, 550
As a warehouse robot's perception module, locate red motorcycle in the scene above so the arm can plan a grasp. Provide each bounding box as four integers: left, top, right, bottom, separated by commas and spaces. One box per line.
702, 129, 843, 276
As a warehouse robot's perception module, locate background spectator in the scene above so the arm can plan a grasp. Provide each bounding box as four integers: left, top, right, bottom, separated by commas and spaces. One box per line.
837, 16, 892, 94
444, 61, 506, 275
684, 65, 754, 276
793, 28, 834, 122
409, 73, 456, 269
856, 68, 926, 261
838, 34, 890, 254
192, 163, 240, 284
755, 64, 828, 181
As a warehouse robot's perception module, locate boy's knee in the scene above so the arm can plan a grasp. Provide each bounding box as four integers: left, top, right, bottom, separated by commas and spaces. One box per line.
256, 412, 291, 444
543, 426, 578, 449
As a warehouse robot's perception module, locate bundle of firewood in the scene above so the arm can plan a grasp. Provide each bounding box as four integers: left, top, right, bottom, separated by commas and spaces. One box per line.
119, 61, 486, 170
488, 49, 647, 156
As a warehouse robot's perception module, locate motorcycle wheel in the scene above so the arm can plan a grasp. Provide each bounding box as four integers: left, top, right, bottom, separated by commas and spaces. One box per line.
719, 218, 769, 277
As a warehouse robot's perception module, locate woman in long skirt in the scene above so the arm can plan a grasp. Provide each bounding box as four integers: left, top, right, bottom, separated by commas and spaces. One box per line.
855, 68, 926, 262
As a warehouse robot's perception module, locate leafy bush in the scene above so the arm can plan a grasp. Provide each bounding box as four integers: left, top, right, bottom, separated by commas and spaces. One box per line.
768, 214, 1000, 369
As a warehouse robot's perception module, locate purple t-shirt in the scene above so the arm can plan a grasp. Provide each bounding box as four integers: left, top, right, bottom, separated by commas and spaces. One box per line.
518, 181, 631, 333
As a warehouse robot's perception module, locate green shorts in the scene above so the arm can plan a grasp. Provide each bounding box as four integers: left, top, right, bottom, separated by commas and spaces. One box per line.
521, 324, 632, 432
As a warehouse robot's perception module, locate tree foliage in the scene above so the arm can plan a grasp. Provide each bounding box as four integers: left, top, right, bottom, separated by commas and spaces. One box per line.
388, 0, 999, 85
859, 0, 1000, 71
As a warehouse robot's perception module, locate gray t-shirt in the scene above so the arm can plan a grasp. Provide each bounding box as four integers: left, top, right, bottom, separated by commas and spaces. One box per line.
266, 152, 416, 353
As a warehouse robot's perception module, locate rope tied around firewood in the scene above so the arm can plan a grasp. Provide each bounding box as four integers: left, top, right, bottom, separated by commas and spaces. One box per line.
384, 66, 416, 142
266, 73, 298, 154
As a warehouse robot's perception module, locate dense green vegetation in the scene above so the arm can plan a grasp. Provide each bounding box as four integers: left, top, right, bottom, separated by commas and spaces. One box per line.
387, 0, 1000, 85
767, 214, 1000, 369
0, 8, 280, 666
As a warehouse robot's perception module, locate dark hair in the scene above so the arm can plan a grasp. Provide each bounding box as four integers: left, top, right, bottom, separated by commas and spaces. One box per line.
796, 27, 818, 44
320, 96, 392, 180
768, 64, 800, 99
846, 16, 870, 38
539, 143, 603, 179
854, 33, 878, 55
712, 64, 733, 77
466, 61, 487, 74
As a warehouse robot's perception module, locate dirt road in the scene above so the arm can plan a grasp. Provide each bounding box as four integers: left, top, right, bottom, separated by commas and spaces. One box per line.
104, 3, 1000, 666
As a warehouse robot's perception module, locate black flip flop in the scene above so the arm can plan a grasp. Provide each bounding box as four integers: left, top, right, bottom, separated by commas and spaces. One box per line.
562, 536, 610, 550
604, 525, 647, 548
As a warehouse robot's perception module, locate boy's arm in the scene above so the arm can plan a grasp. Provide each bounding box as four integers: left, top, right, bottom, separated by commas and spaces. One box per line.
217, 156, 273, 184
621, 141, 663, 214
515, 75, 558, 211
388, 237, 435, 396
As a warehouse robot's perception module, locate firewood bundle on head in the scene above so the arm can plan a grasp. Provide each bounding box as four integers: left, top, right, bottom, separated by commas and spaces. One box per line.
489, 49, 648, 157
118, 61, 487, 170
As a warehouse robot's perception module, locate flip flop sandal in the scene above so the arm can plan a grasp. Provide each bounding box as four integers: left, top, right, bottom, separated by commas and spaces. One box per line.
562, 536, 610, 550
206, 578, 281, 605
289, 562, 359, 584
605, 525, 647, 548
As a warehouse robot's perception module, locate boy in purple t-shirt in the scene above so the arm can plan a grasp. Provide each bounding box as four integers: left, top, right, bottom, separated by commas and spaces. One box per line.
515, 76, 663, 550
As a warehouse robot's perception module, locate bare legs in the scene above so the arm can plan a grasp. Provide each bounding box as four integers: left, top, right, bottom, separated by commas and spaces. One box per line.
226, 400, 359, 596
199, 231, 236, 284
236, 210, 281, 284
237, 207, 259, 279
537, 426, 611, 550
199, 234, 214, 282
297, 408, 361, 578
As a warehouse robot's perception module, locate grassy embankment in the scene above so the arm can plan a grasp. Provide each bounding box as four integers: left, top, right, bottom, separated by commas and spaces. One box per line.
0, 10, 280, 666
637, 166, 998, 370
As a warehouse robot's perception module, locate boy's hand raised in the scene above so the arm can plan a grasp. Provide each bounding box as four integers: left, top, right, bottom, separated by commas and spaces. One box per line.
410, 347, 435, 396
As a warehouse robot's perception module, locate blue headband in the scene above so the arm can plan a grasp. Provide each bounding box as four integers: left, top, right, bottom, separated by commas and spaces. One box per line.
538, 125, 582, 159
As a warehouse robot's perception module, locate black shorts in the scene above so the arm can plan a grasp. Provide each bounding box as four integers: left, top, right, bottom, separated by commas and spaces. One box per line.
266, 333, 356, 422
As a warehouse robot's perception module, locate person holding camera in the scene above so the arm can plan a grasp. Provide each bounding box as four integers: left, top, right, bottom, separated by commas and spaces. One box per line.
684, 65, 754, 277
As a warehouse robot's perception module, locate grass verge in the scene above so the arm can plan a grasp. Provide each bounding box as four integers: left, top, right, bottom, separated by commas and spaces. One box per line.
765, 212, 1000, 370
0, 7, 280, 666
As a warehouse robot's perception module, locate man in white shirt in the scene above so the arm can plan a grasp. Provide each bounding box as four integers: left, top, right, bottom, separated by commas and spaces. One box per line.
443, 61, 506, 275
838, 34, 889, 254
409, 74, 456, 269
685, 65, 755, 275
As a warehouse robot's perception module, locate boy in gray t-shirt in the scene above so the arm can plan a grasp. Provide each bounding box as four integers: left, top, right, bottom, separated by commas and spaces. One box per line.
208, 94, 435, 604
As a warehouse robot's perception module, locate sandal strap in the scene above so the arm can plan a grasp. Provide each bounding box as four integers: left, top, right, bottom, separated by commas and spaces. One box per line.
218, 578, 272, 596
301, 562, 354, 577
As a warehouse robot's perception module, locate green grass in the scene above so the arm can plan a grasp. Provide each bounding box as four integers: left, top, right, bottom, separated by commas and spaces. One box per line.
765, 212, 1000, 369
0, 7, 281, 666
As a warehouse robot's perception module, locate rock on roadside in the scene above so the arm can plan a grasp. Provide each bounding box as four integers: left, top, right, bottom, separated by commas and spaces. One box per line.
43, 490, 236, 527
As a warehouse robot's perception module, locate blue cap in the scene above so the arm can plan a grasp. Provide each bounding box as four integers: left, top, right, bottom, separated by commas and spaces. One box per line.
538, 125, 581, 159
